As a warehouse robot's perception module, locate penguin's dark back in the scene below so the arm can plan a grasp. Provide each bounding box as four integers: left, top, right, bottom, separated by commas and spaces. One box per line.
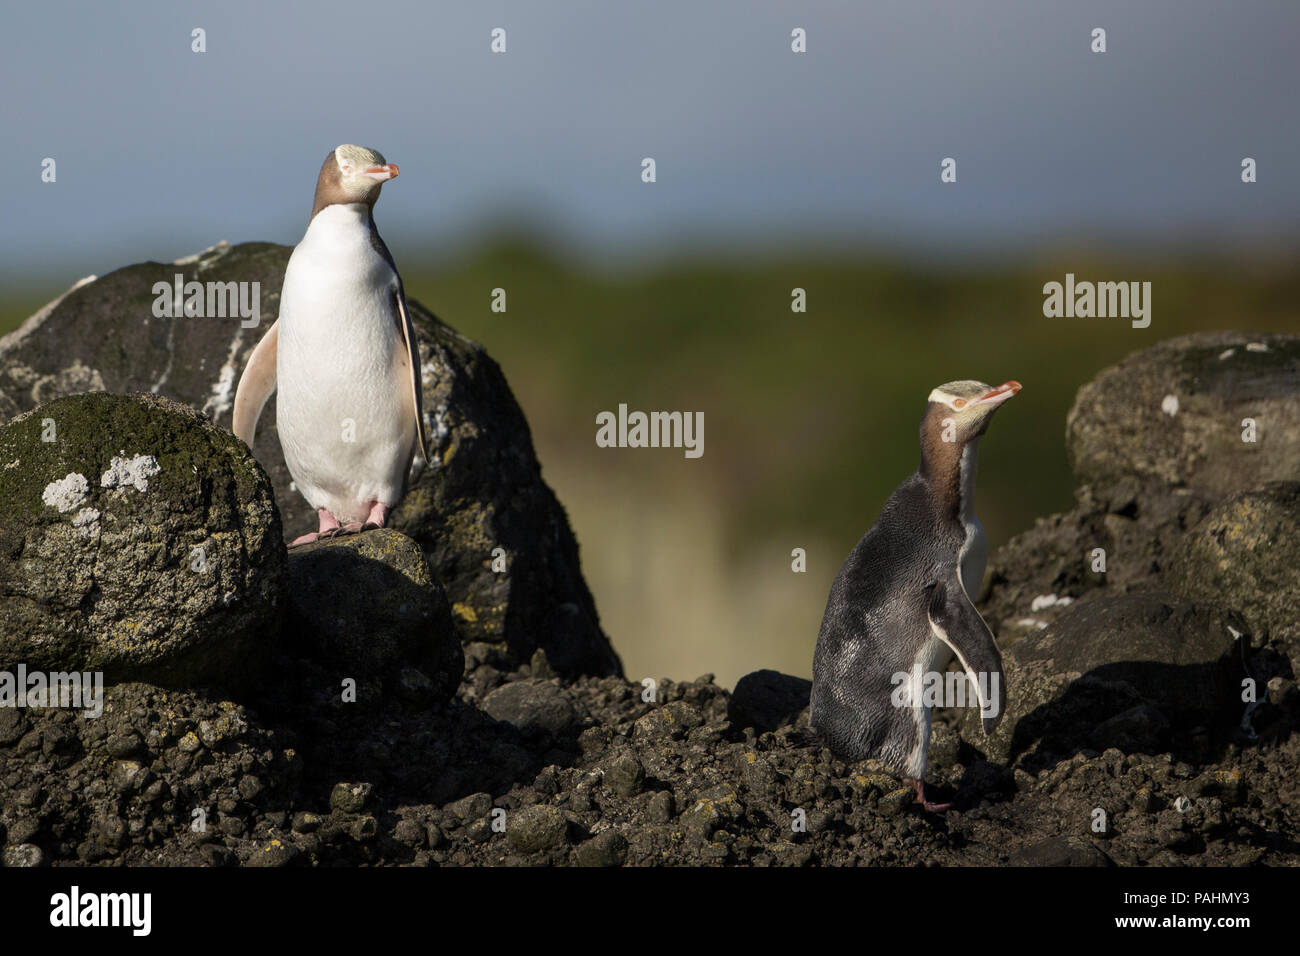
810, 474, 964, 762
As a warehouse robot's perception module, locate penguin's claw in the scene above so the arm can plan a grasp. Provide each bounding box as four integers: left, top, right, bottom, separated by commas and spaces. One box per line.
906, 777, 952, 814
288, 508, 345, 546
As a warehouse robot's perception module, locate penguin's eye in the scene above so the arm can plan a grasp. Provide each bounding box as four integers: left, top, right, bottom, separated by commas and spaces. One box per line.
952, 398, 967, 410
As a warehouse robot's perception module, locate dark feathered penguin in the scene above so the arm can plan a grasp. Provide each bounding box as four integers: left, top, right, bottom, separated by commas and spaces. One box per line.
810, 379, 1019, 811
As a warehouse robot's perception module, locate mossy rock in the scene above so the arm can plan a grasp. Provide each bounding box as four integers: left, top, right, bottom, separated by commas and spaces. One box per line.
0, 391, 285, 685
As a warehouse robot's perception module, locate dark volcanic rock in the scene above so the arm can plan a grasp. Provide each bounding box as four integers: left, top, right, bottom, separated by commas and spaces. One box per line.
1067, 331, 1300, 500
982, 332, 1299, 646
1168, 481, 1300, 644
575, 829, 628, 867
729, 669, 811, 734
506, 804, 570, 854
960, 592, 1251, 766
1010, 835, 1113, 867
481, 679, 578, 738
0, 243, 619, 679
2, 298, 1298, 869
0, 392, 284, 686
285, 528, 460, 705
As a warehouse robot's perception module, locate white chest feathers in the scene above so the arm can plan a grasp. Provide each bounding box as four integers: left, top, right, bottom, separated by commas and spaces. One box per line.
274, 204, 415, 523
957, 441, 988, 600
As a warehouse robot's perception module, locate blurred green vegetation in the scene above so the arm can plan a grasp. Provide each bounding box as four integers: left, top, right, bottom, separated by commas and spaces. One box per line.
3, 243, 1297, 685
403, 241, 1299, 547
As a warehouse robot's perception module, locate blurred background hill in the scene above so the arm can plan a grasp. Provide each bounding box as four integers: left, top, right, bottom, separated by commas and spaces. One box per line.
2, 1, 1297, 685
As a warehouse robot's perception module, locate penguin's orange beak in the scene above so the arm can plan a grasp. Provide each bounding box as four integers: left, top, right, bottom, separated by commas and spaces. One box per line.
362, 164, 399, 182
974, 381, 1021, 407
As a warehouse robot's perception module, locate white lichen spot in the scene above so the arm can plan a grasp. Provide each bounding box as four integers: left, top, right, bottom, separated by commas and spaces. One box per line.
1161, 394, 1179, 417
429, 405, 450, 447
4, 459, 19, 470
72, 507, 101, 537
202, 360, 237, 418
1015, 618, 1049, 630
1246, 342, 1269, 353
42, 473, 89, 512
202, 325, 246, 419
1030, 594, 1074, 612
1218, 348, 1235, 360
101, 454, 161, 492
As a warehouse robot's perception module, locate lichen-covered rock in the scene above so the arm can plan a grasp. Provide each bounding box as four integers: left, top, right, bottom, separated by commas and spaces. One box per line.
505, 803, 570, 853
0, 243, 619, 679
1168, 481, 1300, 643
284, 529, 460, 706
957, 593, 1252, 766
1067, 332, 1300, 501
0, 392, 284, 685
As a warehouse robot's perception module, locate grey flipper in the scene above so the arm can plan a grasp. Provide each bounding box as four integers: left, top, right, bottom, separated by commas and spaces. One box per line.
927, 577, 1005, 734
395, 291, 428, 463
231, 320, 278, 448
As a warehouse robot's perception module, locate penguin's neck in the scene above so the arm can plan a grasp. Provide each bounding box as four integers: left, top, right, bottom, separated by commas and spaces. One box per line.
306, 202, 371, 235
920, 435, 981, 525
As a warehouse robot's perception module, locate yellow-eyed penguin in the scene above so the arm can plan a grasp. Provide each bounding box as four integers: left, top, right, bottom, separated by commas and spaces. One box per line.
810, 380, 1019, 811
232, 145, 427, 546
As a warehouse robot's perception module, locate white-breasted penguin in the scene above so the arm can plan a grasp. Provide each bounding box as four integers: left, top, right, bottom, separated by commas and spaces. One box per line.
810, 380, 1019, 811
232, 144, 427, 546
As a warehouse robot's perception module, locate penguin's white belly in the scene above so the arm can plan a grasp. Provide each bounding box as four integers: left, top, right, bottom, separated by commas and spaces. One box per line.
275, 207, 413, 524
898, 633, 954, 778
957, 443, 989, 600
959, 517, 988, 601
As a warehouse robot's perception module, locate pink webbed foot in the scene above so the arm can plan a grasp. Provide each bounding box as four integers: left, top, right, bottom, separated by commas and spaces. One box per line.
339, 502, 388, 535
360, 501, 388, 531
289, 508, 342, 548
905, 776, 952, 814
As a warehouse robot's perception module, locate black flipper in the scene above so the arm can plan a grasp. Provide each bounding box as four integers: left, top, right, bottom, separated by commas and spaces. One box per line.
927, 577, 1006, 734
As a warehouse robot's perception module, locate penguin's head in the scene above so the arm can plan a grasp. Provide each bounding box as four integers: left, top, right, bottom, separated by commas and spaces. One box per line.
925, 380, 1021, 442
312, 145, 399, 217
332, 144, 399, 196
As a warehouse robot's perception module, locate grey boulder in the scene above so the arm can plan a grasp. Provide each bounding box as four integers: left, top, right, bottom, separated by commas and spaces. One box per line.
1067, 331, 1300, 501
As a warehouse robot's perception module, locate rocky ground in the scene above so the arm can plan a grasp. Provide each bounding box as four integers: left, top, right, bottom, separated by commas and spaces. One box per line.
1, 248, 1297, 866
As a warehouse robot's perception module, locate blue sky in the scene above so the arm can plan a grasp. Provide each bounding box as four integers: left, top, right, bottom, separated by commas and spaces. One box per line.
3, 0, 1297, 280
